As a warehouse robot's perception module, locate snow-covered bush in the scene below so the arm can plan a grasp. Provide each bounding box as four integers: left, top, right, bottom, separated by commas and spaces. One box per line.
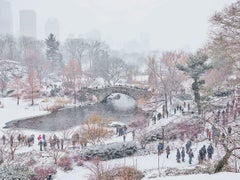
33, 165, 57, 180
86, 157, 143, 180
72, 154, 84, 166
0, 164, 34, 179
58, 156, 73, 171
117, 166, 144, 180
81, 141, 137, 160
80, 114, 114, 145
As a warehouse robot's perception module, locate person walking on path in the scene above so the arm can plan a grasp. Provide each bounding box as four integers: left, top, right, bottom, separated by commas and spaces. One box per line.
176, 148, 181, 163
186, 140, 192, 154
158, 142, 164, 156
188, 149, 194, 164
181, 147, 185, 162
207, 143, 214, 160
201, 145, 207, 161
166, 145, 170, 158
38, 139, 43, 151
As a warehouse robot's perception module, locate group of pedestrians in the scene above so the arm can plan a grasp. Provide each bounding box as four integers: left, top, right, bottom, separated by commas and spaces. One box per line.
198, 144, 214, 164
157, 139, 215, 165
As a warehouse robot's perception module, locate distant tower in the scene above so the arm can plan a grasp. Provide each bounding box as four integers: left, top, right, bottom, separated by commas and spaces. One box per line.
45, 18, 59, 39
19, 10, 37, 38
0, 0, 13, 35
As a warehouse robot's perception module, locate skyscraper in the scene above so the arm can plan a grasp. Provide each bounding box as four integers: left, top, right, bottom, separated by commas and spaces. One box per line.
19, 10, 36, 38
0, 0, 13, 35
45, 18, 59, 39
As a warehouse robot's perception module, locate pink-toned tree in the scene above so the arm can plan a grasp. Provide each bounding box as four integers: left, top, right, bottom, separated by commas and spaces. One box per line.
24, 69, 40, 105
63, 59, 82, 104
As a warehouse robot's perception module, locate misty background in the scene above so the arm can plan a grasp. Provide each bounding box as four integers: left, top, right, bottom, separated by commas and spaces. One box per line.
6, 0, 236, 52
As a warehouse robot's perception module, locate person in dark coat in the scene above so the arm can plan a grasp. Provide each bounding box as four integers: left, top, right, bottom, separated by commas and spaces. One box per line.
152, 116, 156, 124
17, 134, 22, 143
176, 148, 181, 163
38, 139, 43, 151
47, 175, 52, 180
201, 145, 207, 160
181, 147, 185, 162
10, 135, 14, 146
228, 126, 232, 135
158, 142, 164, 156
166, 145, 170, 158
207, 143, 214, 159
2, 135, 6, 145
199, 149, 204, 164
57, 138, 60, 149
185, 140, 192, 154
188, 148, 194, 164
157, 112, 162, 120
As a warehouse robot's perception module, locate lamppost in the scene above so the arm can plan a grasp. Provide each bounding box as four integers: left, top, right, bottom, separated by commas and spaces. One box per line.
162, 125, 165, 145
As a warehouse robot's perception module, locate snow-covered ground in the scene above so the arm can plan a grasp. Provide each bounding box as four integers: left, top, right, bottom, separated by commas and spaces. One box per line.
0, 97, 240, 179
0, 97, 49, 129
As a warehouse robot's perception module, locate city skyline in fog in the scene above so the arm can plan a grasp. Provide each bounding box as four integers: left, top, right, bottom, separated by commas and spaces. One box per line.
6, 0, 237, 52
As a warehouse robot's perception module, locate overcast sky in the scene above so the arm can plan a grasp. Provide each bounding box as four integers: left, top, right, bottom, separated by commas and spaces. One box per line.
10, 0, 236, 52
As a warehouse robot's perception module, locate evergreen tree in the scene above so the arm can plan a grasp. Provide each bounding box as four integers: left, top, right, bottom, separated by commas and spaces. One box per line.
177, 52, 212, 114
45, 33, 62, 71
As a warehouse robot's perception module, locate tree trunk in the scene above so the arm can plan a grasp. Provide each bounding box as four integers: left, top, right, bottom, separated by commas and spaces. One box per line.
11, 151, 14, 160
169, 91, 173, 105
215, 150, 232, 173
164, 93, 168, 113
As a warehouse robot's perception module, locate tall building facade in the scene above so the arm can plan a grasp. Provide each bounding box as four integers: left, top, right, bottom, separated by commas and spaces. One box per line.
45, 18, 59, 39
0, 0, 13, 35
19, 10, 36, 38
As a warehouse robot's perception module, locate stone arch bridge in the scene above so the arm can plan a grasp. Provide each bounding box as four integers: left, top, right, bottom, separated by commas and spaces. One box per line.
78, 86, 152, 102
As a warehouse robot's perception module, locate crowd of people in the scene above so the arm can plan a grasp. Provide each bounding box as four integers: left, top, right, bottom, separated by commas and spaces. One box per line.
157, 139, 214, 165
1, 133, 66, 152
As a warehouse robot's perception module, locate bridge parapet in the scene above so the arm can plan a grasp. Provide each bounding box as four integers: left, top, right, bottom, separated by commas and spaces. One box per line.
78, 85, 152, 102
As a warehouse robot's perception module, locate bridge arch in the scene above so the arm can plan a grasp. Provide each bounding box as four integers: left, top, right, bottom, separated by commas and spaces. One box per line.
78, 86, 152, 103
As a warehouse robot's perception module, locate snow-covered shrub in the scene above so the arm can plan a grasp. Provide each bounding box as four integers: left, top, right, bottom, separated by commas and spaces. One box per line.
117, 166, 144, 180
81, 141, 137, 160
80, 114, 114, 145
85, 156, 111, 180
86, 158, 144, 180
58, 156, 73, 171
0, 164, 34, 179
33, 165, 57, 180
72, 154, 84, 166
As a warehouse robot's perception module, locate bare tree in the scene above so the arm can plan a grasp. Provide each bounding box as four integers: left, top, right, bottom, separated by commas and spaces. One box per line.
96, 56, 127, 85
87, 40, 109, 71
147, 51, 187, 112
160, 51, 187, 105
64, 38, 88, 71
0, 35, 17, 60
208, 1, 240, 84
63, 59, 82, 104
11, 75, 24, 105
0, 63, 8, 96
1, 130, 21, 161
24, 69, 40, 105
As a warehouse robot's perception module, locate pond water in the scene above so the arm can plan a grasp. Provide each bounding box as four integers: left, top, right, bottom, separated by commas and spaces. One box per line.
4, 94, 149, 131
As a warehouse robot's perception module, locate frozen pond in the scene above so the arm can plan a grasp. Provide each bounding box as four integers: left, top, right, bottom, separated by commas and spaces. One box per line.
4, 94, 148, 131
